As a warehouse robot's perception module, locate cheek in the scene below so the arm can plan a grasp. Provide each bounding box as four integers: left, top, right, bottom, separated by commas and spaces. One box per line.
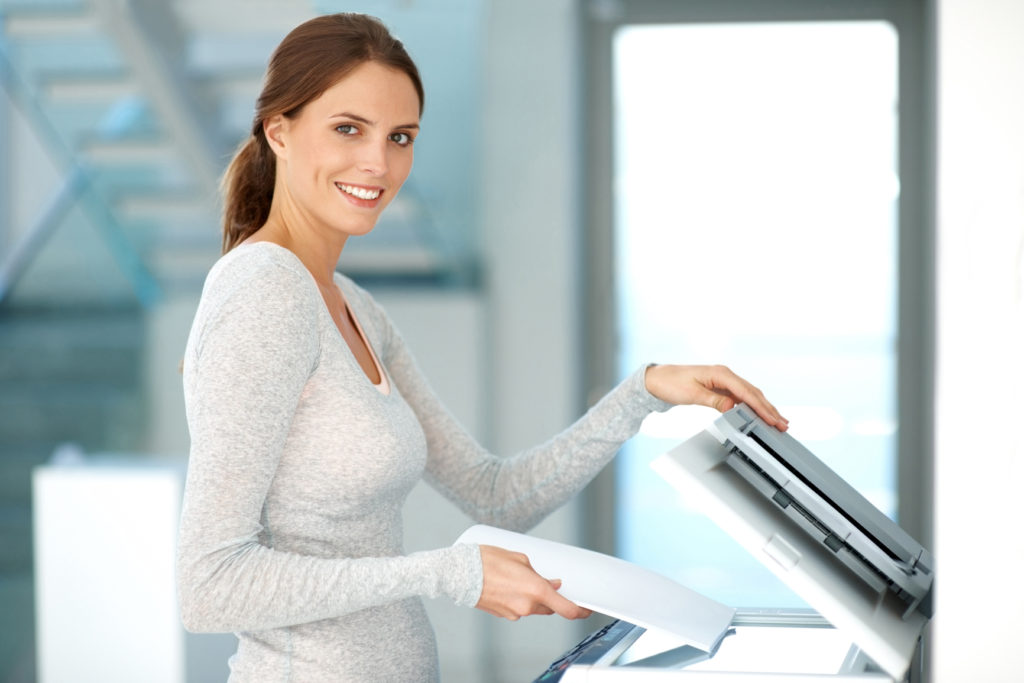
285, 144, 315, 184
393, 152, 414, 185
295, 133, 337, 180
309, 146, 336, 176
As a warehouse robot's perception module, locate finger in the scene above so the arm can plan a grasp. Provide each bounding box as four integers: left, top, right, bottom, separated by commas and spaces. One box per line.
742, 391, 788, 430
723, 385, 783, 426
543, 579, 587, 617
706, 368, 788, 430
541, 583, 592, 620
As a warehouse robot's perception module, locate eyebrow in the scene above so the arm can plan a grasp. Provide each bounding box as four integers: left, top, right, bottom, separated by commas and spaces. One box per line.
329, 111, 420, 130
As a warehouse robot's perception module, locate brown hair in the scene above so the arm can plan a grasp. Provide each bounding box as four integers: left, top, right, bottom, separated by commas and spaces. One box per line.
220, 13, 424, 253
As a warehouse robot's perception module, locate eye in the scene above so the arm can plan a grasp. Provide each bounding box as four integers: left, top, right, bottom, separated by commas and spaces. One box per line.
335, 124, 358, 136
389, 132, 414, 147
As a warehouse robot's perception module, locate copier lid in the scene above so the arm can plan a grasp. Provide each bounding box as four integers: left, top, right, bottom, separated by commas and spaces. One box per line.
652, 430, 930, 681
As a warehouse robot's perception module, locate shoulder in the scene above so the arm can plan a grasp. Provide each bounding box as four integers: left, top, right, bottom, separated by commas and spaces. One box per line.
203, 242, 315, 302
192, 243, 321, 345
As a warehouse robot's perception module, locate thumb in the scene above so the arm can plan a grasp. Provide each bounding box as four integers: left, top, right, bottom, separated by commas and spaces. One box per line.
548, 578, 563, 590
692, 385, 737, 413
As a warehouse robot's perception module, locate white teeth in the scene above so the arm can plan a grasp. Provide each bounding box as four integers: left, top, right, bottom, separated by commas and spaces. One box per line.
337, 183, 381, 200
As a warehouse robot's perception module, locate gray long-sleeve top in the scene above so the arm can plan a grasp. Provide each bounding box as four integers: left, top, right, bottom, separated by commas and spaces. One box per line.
177, 242, 669, 681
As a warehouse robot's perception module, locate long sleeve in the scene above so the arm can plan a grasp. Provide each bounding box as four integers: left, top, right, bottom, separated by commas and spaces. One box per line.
176, 249, 481, 636
344, 281, 671, 533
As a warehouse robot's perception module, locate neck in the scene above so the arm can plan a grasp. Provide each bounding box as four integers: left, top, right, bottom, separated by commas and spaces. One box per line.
254, 204, 348, 286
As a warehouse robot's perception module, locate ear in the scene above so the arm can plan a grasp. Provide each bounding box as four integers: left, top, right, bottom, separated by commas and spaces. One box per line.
263, 114, 289, 158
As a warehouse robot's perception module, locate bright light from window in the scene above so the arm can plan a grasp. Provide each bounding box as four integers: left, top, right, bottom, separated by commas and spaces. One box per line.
614, 21, 899, 608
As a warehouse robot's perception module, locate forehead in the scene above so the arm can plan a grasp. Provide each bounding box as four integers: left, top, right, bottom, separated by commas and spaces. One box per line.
307, 61, 421, 120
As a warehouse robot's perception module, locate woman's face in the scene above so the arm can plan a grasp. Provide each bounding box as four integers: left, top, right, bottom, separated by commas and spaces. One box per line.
265, 61, 420, 240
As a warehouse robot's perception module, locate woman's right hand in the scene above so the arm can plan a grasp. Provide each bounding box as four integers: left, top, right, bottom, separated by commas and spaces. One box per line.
475, 545, 592, 621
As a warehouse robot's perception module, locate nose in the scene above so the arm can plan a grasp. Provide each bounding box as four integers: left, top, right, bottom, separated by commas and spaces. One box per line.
357, 137, 389, 177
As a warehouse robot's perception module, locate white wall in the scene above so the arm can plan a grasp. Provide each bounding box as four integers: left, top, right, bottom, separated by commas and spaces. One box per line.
34, 463, 185, 683
933, 0, 1024, 680
478, 1, 589, 680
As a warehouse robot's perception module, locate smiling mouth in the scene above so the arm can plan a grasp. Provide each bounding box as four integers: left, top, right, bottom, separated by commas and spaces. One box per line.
336, 183, 382, 200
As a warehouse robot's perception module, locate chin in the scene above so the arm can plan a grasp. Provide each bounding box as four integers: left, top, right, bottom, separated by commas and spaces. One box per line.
341, 220, 380, 238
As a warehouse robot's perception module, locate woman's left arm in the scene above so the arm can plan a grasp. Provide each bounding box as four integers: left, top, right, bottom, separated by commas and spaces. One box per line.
397, 353, 662, 532
352, 287, 784, 533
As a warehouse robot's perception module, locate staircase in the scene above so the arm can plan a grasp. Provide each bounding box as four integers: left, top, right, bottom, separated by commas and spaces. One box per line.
0, 1, 248, 678
1, 0, 465, 297
0, 0, 242, 303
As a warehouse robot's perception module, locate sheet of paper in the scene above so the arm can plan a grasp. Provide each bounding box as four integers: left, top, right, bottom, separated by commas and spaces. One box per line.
454, 524, 735, 652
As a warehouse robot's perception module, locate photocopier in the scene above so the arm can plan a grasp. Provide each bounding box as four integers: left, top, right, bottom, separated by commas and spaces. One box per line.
527, 404, 935, 682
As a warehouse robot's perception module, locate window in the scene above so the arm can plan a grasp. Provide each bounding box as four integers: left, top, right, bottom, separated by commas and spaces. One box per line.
582, 0, 932, 609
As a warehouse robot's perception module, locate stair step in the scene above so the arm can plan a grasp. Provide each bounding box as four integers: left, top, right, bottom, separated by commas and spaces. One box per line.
116, 190, 217, 225
147, 247, 219, 286
0, 344, 142, 383
118, 204, 221, 262
0, 0, 85, 12
44, 73, 139, 101
2, 8, 97, 38
0, 387, 144, 449
0, 309, 142, 346
80, 137, 177, 164
0, 307, 145, 450
89, 164, 192, 195
3, 35, 122, 76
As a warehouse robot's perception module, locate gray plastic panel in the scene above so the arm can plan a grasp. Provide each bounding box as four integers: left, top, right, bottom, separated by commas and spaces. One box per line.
712, 405, 934, 619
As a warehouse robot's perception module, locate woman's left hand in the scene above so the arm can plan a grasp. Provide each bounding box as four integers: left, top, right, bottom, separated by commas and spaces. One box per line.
644, 364, 789, 431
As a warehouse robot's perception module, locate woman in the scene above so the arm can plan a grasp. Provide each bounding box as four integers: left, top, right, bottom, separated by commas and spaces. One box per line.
176, 13, 788, 682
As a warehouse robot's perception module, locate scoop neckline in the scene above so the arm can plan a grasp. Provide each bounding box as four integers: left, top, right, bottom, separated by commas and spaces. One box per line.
236, 241, 392, 396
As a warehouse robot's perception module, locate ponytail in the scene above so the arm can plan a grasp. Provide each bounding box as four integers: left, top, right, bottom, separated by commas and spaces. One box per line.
221, 132, 276, 253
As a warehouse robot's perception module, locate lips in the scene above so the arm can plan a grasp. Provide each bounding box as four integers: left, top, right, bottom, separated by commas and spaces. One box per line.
336, 183, 382, 200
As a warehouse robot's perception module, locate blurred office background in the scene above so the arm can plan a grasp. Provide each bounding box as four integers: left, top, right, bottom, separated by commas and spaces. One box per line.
0, 0, 1020, 681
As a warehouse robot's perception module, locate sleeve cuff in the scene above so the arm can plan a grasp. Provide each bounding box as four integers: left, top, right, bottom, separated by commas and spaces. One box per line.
442, 542, 484, 608
634, 363, 674, 413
